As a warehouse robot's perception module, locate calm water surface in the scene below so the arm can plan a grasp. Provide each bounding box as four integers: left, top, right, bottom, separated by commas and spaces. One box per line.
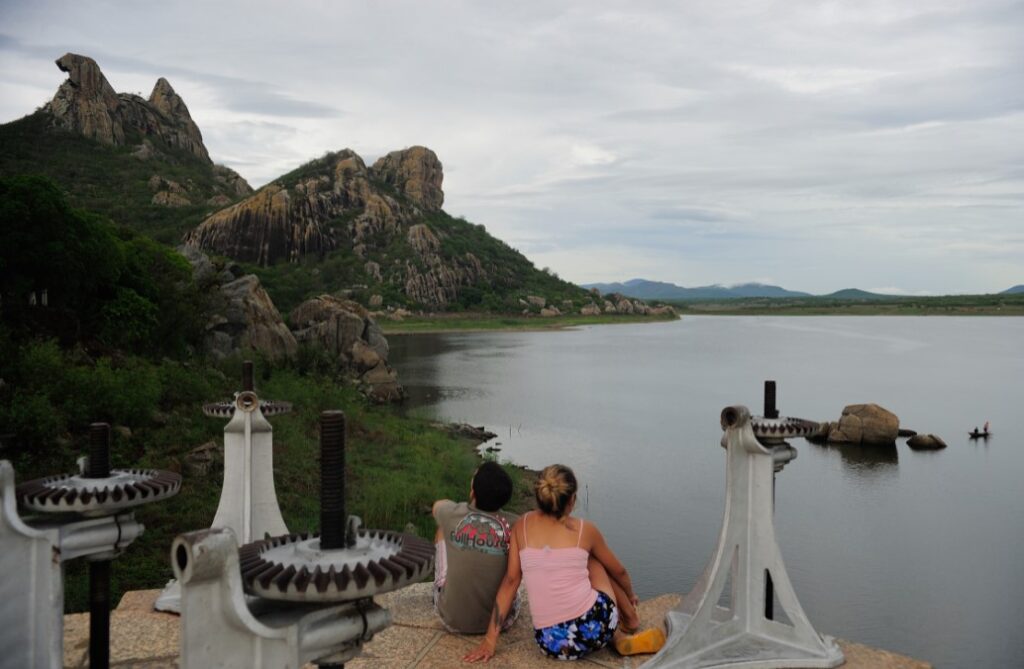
389, 317, 1024, 668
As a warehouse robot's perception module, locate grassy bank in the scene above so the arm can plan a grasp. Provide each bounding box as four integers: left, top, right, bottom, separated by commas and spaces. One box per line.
668, 292, 1024, 316
381, 311, 680, 334
2, 347, 532, 612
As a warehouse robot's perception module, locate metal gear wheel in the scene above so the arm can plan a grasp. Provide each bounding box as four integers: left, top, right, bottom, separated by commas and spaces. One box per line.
239, 528, 434, 602
750, 416, 820, 440
16, 468, 182, 515
202, 392, 293, 418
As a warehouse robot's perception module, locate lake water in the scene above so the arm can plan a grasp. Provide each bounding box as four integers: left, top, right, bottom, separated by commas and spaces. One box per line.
389, 316, 1024, 668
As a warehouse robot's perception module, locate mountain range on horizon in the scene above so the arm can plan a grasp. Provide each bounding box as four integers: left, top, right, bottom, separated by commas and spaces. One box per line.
583, 278, 1024, 301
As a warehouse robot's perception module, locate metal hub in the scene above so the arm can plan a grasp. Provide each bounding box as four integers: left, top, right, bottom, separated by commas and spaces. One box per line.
239, 527, 434, 602
16, 468, 181, 514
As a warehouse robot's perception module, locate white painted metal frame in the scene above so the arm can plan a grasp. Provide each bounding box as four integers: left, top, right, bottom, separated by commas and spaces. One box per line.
157, 391, 288, 613
173, 528, 389, 668
643, 407, 844, 669
0, 460, 144, 669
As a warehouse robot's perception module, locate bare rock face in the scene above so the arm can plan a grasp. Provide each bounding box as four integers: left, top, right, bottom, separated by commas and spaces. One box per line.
213, 164, 254, 198
407, 223, 441, 256
143, 77, 210, 161
371, 146, 444, 211
289, 295, 401, 402
214, 275, 297, 360
186, 184, 337, 265
48, 53, 123, 145
907, 434, 947, 450
184, 146, 485, 308
186, 149, 391, 266
827, 403, 900, 446
179, 246, 296, 360
45, 54, 212, 163
291, 295, 369, 360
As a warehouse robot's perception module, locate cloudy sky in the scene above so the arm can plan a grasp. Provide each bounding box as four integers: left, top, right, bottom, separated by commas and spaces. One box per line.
2, 1, 1022, 294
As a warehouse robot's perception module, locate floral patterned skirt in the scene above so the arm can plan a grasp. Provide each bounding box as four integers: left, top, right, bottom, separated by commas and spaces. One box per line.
534, 591, 619, 660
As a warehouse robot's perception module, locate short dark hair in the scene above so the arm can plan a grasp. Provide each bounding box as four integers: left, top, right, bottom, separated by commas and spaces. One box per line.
472, 461, 513, 512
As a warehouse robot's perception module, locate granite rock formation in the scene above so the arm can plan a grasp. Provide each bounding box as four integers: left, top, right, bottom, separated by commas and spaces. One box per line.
47, 53, 210, 162
44, 53, 252, 204
371, 146, 444, 210
184, 147, 485, 308
289, 295, 402, 402
47, 53, 123, 147
179, 246, 297, 360
907, 434, 947, 450
825, 403, 900, 446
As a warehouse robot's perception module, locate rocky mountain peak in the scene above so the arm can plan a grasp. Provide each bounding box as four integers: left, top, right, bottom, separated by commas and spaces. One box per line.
149, 78, 189, 122
45, 53, 211, 163
55, 53, 119, 104
49, 53, 124, 145
372, 146, 444, 211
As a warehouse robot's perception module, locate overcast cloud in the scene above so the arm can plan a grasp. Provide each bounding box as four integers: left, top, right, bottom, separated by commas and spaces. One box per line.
1, 0, 1021, 294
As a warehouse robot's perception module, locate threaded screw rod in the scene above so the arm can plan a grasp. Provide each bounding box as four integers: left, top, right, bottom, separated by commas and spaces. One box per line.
89, 560, 111, 669
87, 422, 111, 479
763, 379, 777, 621
87, 422, 113, 668
320, 411, 351, 550
243, 360, 254, 392
764, 380, 778, 419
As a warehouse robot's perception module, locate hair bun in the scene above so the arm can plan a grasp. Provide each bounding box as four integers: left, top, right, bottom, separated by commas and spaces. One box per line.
534, 464, 577, 518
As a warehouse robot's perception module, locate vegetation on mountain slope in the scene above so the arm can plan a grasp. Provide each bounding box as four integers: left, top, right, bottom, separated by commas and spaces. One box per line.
0, 112, 246, 244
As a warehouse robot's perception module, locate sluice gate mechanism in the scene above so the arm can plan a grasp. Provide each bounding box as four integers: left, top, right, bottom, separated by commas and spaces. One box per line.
0, 423, 180, 669
174, 410, 433, 668
155, 359, 293, 613
643, 382, 844, 669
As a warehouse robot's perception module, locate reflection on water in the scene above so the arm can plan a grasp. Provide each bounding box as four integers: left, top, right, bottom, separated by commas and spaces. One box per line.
809, 441, 899, 474
389, 317, 1024, 669
401, 383, 485, 409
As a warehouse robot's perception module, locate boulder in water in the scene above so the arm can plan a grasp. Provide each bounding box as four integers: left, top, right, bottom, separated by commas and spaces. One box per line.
826, 403, 900, 446
907, 434, 947, 450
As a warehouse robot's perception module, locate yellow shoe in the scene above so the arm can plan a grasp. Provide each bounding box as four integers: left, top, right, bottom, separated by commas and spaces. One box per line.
615, 627, 666, 656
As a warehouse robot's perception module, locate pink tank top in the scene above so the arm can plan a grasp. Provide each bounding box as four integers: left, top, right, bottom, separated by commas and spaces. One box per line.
519, 513, 598, 628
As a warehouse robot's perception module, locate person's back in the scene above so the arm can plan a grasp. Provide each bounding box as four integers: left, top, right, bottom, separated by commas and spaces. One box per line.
519, 512, 596, 629
433, 461, 519, 633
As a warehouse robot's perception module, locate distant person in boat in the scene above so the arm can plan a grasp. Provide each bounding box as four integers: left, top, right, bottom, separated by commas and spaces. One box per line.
432, 461, 520, 634
984, 421, 990, 433
464, 464, 665, 663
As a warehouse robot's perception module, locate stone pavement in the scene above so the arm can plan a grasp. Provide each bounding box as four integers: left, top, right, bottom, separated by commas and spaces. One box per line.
63, 585, 932, 668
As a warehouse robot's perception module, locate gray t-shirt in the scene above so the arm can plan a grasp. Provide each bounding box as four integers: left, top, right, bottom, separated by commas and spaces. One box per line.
435, 501, 518, 633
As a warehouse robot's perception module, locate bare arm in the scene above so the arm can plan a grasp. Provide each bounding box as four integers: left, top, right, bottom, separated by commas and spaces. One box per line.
463, 520, 523, 662
432, 500, 453, 543
587, 522, 638, 606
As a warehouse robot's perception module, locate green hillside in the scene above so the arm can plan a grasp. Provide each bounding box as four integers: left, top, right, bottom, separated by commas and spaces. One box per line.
0, 111, 242, 244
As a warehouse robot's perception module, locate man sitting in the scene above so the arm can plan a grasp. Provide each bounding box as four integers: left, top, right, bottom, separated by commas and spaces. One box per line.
433, 461, 520, 633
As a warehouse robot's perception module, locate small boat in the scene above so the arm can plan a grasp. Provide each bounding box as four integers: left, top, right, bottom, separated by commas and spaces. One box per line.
968, 430, 991, 439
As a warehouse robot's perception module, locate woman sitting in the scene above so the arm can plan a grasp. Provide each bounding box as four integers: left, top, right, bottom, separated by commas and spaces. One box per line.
464, 464, 665, 662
